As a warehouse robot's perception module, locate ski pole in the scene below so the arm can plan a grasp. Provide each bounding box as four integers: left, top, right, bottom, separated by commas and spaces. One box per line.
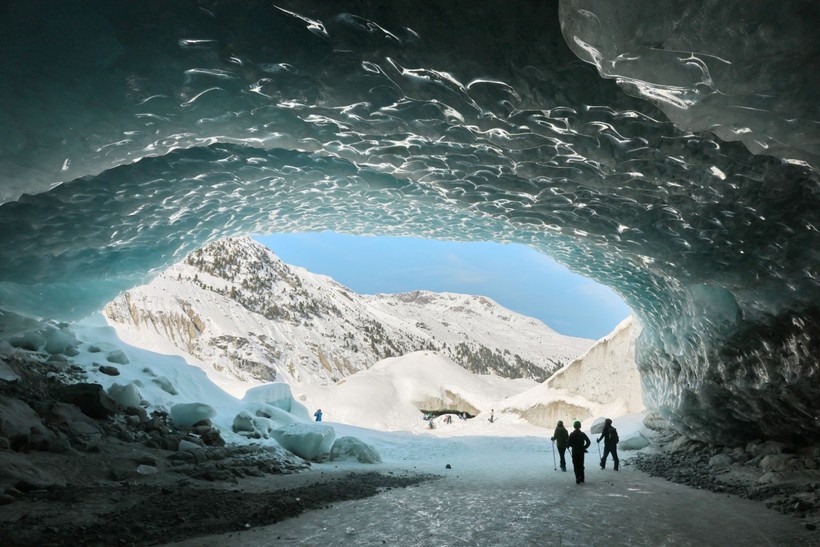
596, 438, 601, 459
551, 439, 557, 471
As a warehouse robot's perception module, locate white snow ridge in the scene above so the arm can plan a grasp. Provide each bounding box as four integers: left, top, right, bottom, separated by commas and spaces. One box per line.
103, 237, 594, 396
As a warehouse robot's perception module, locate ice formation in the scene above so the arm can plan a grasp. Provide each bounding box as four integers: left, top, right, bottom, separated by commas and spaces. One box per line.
0, 1, 818, 444
270, 423, 336, 460
169, 402, 217, 428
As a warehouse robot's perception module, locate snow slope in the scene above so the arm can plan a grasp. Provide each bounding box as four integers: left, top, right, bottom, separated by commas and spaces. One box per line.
497, 316, 644, 427
104, 238, 594, 396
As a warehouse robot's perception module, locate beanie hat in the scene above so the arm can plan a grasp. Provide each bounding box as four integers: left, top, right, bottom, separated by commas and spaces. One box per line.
605, 418, 612, 425
557, 420, 564, 427
573, 420, 581, 429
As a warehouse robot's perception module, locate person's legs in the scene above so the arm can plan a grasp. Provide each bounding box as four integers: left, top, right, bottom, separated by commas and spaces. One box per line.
572, 452, 585, 483
571, 452, 582, 483
612, 445, 619, 470
601, 445, 611, 469
558, 447, 566, 471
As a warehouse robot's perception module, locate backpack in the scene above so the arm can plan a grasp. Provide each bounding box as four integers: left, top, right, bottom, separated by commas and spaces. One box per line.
609, 427, 619, 444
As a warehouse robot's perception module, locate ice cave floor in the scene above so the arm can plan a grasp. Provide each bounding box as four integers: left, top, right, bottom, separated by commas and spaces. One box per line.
173, 433, 818, 547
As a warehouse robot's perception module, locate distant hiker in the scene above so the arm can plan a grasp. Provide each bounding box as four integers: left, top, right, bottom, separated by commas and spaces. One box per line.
597, 418, 620, 470
428, 418, 435, 429
567, 420, 591, 484
489, 409, 495, 423
444, 414, 453, 424
314, 409, 323, 422
551, 420, 569, 472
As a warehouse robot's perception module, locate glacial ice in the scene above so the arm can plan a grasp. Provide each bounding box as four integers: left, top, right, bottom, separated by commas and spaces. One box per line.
0, 1, 818, 444
328, 436, 383, 464
169, 402, 217, 428
243, 383, 311, 422
270, 423, 336, 460
107, 382, 142, 409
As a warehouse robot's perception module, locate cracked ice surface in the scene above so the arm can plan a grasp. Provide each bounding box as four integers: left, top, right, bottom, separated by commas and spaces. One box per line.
172, 426, 814, 546
0, 1, 819, 444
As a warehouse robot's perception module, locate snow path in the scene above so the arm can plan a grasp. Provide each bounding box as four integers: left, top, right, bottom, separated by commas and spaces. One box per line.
173, 432, 816, 546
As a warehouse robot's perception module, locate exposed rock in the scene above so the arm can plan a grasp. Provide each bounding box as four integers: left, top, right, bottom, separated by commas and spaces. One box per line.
709, 454, 734, 468
0, 360, 20, 383
0, 396, 55, 450
46, 403, 103, 444
760, 454, 798, 473
98, 365, 120, 376
124, 405, 148, 421
57, 383, 117, 419
106, 350, 129, 365
178, 439, 203, 451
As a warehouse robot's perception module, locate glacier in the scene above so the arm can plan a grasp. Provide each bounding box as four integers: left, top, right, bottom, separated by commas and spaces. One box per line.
0, 0, 818, 445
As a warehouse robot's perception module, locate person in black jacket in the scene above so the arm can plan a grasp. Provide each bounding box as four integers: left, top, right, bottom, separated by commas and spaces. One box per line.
597, 418, 620, 471
567, 420, 591, 484
550, 420, 569, 472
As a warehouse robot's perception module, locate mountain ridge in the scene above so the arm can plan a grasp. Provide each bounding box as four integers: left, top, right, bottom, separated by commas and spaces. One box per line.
103, 237, 594, 391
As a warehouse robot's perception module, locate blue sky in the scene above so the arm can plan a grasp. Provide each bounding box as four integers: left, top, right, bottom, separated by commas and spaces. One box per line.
254, 232, 631, 340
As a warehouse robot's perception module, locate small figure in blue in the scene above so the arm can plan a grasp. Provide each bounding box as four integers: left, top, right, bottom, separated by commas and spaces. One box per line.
314, 408, 323, 422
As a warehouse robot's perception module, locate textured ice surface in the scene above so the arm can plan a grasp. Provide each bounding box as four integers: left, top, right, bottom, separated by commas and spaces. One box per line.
561, 0, 820, 168
107, 382, 142, 409
0, 1, 818, 443
271, 423, 336, 460
169, 402, 217, 428
243, 383, 311, 422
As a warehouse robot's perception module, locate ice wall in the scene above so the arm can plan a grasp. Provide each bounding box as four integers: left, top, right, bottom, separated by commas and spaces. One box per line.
546, 316, 643, 415
560, 0, 820, 169
0, 1, 818, 445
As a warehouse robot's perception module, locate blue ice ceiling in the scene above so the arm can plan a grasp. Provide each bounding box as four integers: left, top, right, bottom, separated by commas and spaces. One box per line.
0, 0, 818, 444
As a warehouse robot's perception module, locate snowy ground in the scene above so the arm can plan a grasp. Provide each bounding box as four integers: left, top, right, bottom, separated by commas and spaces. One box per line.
172, 421, 816, 546
4, 315, 816, 545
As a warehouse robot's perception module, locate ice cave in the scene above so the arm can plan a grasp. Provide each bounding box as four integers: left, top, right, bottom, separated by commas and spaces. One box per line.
0, 0, 818, 453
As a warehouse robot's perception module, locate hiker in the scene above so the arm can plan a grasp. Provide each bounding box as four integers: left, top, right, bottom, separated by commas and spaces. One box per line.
489, 409, 495, 423
567, 420, 591, 484
314, 408, 323, 422
597, 418, 620, 470
551, 420, 569, 472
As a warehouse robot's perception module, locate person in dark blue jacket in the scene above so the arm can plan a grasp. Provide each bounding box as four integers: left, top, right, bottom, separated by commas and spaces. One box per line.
567, 420, 591, 484
551, 420, 569, 472
597, 418, 619, 470
314, 408, 323, 422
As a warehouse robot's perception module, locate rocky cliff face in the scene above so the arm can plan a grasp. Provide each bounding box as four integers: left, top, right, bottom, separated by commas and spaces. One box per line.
103, 238, 593, 388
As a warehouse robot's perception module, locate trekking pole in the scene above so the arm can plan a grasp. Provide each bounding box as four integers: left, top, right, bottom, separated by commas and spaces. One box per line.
596, 439, 601, 459
551, 439, 557, 471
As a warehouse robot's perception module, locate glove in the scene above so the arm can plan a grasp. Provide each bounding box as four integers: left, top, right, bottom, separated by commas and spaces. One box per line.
584, 449, 588, 453
596, 439, 600, 443
550, 437, 554, 441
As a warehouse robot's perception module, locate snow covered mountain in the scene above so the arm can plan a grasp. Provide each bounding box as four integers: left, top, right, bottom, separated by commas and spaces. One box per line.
103, 238, 593, 393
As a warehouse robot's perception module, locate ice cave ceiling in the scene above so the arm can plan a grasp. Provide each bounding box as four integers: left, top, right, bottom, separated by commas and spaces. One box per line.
0, 0, 818, 445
